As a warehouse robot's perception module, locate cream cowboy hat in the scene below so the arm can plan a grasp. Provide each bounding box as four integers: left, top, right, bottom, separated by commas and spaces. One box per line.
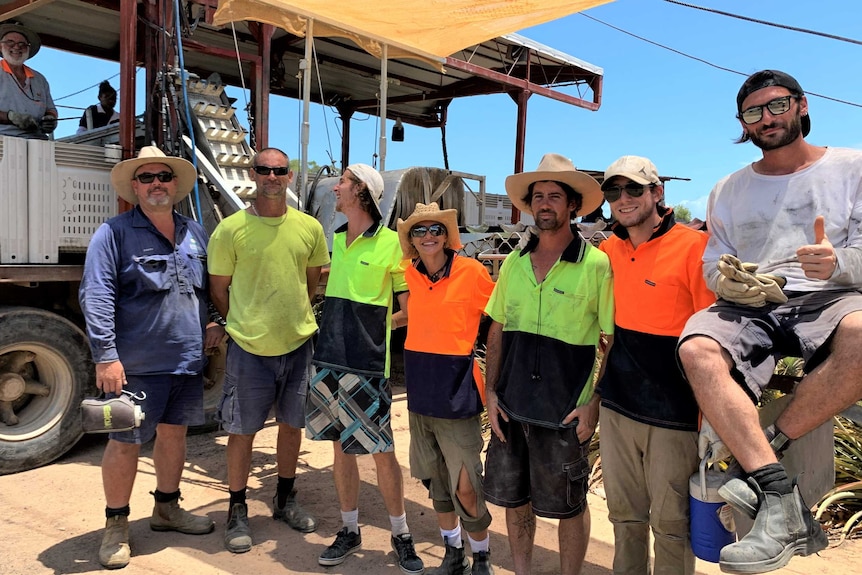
0, 23, 41, 58
505, 153, 602, 217
396, 202, 462, 258
110, 146, 198, 205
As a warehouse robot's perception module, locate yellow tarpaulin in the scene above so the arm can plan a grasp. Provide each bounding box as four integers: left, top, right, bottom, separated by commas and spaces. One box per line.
213, 0, 613, 62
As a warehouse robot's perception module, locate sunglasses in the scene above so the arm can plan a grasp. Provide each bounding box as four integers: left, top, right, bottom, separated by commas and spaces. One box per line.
602, 183, 655, 203
738, 95, 797, 125
410, 224, 447, 237
1, 40, 30, 50
134, 171, 175, 184
253, 165, 290, 176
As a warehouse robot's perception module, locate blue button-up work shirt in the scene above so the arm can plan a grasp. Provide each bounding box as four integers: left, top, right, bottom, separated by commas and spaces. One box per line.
80, 207, 210, 375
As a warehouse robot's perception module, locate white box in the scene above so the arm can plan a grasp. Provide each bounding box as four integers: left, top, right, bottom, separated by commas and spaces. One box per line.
0, 136, 29, 263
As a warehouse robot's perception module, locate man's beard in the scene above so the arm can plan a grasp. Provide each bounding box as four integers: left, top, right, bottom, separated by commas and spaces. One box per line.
534, 210, 567, 231
750, 113, 803, 151
2, 51, 28, 66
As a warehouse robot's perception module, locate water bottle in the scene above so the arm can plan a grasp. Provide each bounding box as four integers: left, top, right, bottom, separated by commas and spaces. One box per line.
689, 455, 736, 563
81, 390, 146, 433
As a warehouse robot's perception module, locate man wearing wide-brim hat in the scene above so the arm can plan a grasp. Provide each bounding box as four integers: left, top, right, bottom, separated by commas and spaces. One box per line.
483, 153, 614, 575
0, 21, 58, 139
79, 146, 222, 569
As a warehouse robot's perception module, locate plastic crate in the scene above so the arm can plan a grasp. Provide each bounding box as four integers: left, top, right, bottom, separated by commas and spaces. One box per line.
0, 137, 29, 263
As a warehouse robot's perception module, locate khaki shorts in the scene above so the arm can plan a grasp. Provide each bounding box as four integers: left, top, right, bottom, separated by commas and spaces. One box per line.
679, 290, 862, 399
408, 412, 492, 533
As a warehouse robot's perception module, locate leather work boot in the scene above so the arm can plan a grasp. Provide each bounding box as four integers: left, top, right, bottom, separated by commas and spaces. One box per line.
225, 502, 253, 553
150, 497, 215, 534
719, 477, 758, 520
431, 537, 470, 574
272, 490, 317, 533
472, 550, 494, 575
718, 479, 828, 574
99, 515, 131, 569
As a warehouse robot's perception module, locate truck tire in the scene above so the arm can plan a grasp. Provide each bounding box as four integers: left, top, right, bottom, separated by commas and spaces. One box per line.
0, 307, 95, 475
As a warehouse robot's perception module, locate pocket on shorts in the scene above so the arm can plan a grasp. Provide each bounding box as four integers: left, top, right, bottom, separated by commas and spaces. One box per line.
564, 456, 590, 510
216, 381, 236, 427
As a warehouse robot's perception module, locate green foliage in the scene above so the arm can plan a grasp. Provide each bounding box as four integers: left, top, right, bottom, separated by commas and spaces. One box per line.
289, 158, 326, 175
674, 205, 692, 223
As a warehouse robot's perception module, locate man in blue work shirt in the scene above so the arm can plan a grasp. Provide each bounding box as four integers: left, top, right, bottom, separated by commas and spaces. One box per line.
80, 146, 223, 570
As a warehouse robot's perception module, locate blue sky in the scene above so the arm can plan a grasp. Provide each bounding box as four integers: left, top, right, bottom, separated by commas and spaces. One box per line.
41, 0, 862, 220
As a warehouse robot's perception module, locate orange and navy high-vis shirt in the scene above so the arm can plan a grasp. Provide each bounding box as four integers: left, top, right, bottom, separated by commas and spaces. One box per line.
403, 252, 495, 418
597, 205, 715, 431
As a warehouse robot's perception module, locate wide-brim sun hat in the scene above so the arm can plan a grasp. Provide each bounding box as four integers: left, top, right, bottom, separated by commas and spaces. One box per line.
0, 23, 41, 58
396, 202, 462, 258
505, 153, 602, 217
110, 146, 197, 205
346, 163, 384, 220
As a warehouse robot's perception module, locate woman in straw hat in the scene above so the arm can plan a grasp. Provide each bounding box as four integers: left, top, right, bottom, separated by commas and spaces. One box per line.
396, 202, 497, 575
0, 22, 57, 139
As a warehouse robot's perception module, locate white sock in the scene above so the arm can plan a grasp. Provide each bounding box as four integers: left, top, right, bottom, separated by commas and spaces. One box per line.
341, 509, 359, 534
468, 533, 490, 553
390, 512, 409, 536
441, 524, 463, 547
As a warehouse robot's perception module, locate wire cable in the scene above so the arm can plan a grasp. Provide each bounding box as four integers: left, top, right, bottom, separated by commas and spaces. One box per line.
578, 13, 862, 109
663, 0, 862, 46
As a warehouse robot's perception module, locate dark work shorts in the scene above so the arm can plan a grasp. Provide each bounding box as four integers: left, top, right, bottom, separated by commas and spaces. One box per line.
679, 290, 862, 399
109, 373, 204, 445
483, 419, 591, 519
217, 338, 311, 434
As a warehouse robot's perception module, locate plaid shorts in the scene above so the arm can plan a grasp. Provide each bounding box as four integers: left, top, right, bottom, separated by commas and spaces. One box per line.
305, 367, 394, 454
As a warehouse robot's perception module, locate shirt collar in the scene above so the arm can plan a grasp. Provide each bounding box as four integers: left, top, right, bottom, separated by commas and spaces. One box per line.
414, 248, 455, 280
2, 59, 33, 77
519, 226, 587, 263
334, 220, 383, 237
610, 204, 676, 242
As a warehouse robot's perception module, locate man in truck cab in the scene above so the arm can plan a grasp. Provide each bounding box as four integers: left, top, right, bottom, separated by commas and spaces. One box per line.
80, 146, 223, 569
0, 22, 57, 139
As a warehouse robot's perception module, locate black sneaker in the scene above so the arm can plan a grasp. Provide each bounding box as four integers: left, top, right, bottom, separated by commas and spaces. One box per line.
471, 550, 494, 575
391, 533, 425, 575
319, 527, 362, 566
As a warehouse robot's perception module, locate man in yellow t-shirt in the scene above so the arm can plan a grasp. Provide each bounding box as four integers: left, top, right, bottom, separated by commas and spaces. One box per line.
208, 148, 330, 554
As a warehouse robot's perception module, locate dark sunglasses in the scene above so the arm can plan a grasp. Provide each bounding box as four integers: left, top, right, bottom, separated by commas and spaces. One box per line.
738, 95, 797, 125
1, 40, 30, 50
602, 183, 655, 203
410, 223, 447, 237
134, 171, 175, 184
253, 165, 290, 176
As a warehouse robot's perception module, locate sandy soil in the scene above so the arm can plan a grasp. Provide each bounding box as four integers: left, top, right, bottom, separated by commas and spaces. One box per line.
1, 385, 859, 575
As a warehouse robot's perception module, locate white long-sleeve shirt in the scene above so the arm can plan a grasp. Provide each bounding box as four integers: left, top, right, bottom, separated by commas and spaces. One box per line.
704, 147, 862, 292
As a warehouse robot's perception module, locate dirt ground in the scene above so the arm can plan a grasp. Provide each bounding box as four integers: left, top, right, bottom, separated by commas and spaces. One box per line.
1, 385, 859, 575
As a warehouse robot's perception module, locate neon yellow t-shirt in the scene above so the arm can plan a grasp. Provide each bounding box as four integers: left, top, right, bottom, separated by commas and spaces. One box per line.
208, 208, 330, 356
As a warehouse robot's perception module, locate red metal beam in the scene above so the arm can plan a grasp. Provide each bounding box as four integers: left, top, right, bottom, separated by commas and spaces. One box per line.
117, 0, 135, 213
182, 38, 261, 66
444, 57, 600, 111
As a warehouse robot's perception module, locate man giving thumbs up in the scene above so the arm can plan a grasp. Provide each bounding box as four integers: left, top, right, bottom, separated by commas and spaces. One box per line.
676, 69, 862, 574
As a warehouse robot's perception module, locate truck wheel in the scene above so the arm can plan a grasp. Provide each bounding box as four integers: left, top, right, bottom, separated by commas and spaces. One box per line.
0, 307, 94, 475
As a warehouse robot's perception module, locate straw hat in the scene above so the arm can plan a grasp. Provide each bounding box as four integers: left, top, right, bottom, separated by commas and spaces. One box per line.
0, 23, 41, 58
396, 202, 462, 258
505, 153, 602, 217
110, 146, 197, 205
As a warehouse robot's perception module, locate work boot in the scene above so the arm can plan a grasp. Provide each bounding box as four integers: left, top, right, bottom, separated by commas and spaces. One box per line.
471, 550, 494, 575
318, 527, 362, 566
224, 502, 253, 553
718, 478, 828, 574
150, 496, 215, 534
719, 477, 758, 520
391, 532, 425, 575
430, 537, 470, 574
99, 515, 131, 569
272, 490, 317, 533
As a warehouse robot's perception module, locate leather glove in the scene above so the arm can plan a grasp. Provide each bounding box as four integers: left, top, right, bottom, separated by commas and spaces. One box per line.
40, 115, 58, 133
716, 254, 788, 306
7, 110, 39, 131
698, 417, 731, 465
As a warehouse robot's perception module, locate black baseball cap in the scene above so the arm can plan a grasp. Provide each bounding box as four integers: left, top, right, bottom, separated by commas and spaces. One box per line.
736, 70, 810, 136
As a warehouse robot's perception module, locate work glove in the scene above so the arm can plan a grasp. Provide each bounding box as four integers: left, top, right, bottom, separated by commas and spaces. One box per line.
716, 254, 788, 307
698, 417, 731, 466
40, 115, 58, 133
7, 110, 39, 131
